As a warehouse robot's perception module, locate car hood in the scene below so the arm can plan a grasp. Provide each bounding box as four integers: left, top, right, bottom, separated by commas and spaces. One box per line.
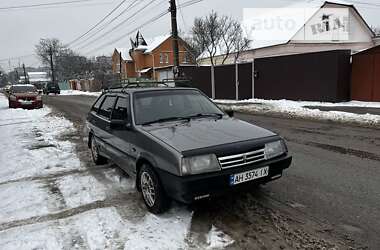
141, 118, 276, 152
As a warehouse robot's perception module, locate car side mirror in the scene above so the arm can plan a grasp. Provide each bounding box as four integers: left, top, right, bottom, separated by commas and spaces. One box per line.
110, 119, 133, 130
225, 109, 234, 117
110, 119, 127, 129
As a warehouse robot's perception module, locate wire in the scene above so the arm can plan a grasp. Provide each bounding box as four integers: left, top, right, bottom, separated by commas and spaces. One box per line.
67, 0, 130, 46
70, 0, 141, 48
84, 9, 169, 55
177, 0, 188, 31
75, 0, 160, 50
0, 54, 35, 62
0, 0, 102, 10
83, 0, 204, 55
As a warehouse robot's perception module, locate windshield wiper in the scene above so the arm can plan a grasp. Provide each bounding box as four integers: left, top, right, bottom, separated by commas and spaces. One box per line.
187, 113, 224, 119
141, 116, 190, 126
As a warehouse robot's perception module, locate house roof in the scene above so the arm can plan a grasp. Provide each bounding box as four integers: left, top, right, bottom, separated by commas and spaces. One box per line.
143, 34, 171, 53
199, 0, 373, 59
115, 48, 132, 61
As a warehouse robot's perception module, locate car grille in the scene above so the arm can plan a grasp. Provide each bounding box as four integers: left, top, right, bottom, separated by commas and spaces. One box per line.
218, 147, 266, 169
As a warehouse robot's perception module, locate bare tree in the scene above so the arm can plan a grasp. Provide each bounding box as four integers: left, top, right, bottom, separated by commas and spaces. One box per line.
191, 12, 251, 66
191, 11, 223, 67
35, 38, 63, 66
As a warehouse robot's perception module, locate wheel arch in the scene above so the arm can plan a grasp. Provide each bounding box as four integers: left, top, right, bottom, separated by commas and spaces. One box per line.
135, 154, 159, 191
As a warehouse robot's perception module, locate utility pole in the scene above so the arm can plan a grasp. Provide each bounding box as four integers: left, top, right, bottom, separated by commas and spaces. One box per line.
49, 47, 55, 84
15, 70, 19, 84
119, 51, 122, 81
22, 63, 28, 84
170, 0, 180, 79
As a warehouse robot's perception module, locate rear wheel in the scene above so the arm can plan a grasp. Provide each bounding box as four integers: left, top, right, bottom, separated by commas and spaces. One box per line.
139, 164, 170, 214
90, 135, 107, 165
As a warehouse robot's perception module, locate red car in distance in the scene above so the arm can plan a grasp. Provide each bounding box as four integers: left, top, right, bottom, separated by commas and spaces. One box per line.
8, 84, 43, 109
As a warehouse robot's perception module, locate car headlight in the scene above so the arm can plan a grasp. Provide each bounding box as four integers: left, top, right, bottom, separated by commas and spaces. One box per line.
36, 95, 42, 101
9, 95, 17, 101
265, 140, 287, 160
181, 154, 221, 175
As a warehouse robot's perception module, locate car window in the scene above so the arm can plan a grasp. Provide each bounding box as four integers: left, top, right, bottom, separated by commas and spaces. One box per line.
134, 90, 224, 125
92, 95, 106, 113
98, 96, 116, 119
112, 96, 130, 120
11, 85, 37, 93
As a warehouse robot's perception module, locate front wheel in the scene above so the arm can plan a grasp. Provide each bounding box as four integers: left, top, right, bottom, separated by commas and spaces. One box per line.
90, 135, 107, 165
139, 164, 170, 214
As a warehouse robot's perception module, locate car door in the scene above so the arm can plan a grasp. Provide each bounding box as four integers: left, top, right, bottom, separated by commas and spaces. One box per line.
108, 94, 137, 176
95, 95, 117, 158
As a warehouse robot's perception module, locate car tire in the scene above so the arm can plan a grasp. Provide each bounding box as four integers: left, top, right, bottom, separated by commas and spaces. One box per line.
139, 164, 170, 214
90, 135, 107, 165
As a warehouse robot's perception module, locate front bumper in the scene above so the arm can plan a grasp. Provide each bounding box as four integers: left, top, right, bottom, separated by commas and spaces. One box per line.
157, 154, 292, 204
9, 100, 43, 109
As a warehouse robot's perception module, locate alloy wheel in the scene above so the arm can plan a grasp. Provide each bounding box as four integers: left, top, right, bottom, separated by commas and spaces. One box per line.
141, 171, 156, 207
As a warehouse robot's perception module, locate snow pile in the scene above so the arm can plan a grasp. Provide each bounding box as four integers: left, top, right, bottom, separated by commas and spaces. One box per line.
0, 95, 81, 183
215, 98, 380, 108
215, 99, 380, 126
206, 225, 235, 249
60, 90, 101, 97
123, 207, 193, 250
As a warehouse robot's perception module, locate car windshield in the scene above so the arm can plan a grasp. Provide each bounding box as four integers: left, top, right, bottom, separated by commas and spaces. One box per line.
11, 85, 37, 93
134, 90, 224, 125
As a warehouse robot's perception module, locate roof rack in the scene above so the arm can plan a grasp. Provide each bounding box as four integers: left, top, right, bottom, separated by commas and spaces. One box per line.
104, 78, 192, 92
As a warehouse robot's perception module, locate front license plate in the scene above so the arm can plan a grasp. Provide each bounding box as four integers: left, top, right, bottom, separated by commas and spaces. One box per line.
229, 167, 269, 185
20, 101, 33, 105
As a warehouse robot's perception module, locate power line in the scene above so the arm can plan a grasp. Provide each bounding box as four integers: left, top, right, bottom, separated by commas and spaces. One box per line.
0, 54, 35, 62
84, 9, 169, 55
83, 0, 204, 55
177, 0, 188, 31
67, 0, 129, 46
75, 0, 160, 50
0, 0, 102, 10
70, 0, 142, 48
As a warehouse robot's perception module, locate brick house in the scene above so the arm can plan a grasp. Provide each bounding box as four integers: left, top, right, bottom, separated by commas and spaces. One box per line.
112, 31, 194, 80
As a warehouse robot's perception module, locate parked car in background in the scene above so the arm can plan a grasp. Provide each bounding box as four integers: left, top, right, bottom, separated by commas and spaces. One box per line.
8, 84, 43, 109
43, 82, 60, 95
87, 86, 292, 214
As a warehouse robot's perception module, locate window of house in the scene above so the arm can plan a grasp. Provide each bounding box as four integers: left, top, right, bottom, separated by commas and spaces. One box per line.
111, 96, 130, 120
182, 52, 191, 64
98, 96, 116, 119
160, 53, 169, 64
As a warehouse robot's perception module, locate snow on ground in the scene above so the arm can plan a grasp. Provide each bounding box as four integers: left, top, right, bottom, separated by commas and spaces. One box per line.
206, 225, 235, 249
215, 99, 380, 126
0, 95, 81, 183
0, 94, 235, 249
60, 90, 101, 97
215, 98, 380, 108
0, 181, 51, 224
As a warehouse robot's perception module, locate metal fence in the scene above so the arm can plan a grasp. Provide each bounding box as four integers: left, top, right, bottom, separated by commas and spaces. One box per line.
181, 50, 351, 102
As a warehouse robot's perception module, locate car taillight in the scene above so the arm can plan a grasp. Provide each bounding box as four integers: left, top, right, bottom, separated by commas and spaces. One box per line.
9, 95, 17, 101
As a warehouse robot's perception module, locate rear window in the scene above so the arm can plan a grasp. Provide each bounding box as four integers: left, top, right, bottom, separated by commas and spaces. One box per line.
11, 85, 37, 93
92, 95, 106, 113
98, 96, 116, 119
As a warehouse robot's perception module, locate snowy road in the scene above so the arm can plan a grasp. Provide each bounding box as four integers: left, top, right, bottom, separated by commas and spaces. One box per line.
2, 92, 377, 249
42, 94, 380, 250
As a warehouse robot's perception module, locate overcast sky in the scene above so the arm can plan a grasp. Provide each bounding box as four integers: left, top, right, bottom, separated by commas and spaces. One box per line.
1, 0, 380, 71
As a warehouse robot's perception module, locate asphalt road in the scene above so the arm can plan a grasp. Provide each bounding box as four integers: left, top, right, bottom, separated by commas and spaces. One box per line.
44, 95, 380, 249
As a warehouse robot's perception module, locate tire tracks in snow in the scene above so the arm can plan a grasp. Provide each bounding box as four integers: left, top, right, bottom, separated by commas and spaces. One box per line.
0, 192, 139, 232
0, 164, 115, 187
